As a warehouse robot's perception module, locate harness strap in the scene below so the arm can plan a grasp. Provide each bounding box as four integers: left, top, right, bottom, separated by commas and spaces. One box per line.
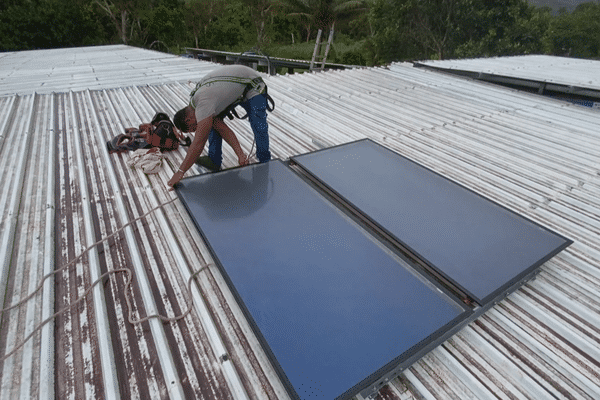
189, 75, 275, 120
266, 93, 275, 112
189, 76, 267, 108
222, 93, 275, 120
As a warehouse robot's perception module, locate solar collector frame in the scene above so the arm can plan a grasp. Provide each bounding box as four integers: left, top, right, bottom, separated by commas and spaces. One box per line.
175, 139, 571, 399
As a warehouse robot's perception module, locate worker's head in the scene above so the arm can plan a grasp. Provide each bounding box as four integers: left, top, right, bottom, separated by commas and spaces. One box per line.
174, 106, 196, 133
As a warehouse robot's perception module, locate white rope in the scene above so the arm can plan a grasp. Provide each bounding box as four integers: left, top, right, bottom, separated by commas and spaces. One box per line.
2, 139, 260, 362
1, 196, 210, 363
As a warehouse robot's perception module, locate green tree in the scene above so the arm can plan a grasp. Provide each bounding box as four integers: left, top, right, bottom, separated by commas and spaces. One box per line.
367, 0, 550, 63
207, 0, 255, 49
545, 2, 600, 58
454, 0, 549, 58
265, 12, 305, 44
0, 0, 109, 51
403, 0, 470, 60
285, 0, 369, 42
93, 0, 152, 44
285, 0, 317, 41
142, 2, 188, 51
184, 0, 225, 48
366, 0, 423, 63
240, 0, 280, 48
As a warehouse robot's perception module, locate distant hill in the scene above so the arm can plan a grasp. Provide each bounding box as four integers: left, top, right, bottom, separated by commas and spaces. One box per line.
527, 0, 596, 13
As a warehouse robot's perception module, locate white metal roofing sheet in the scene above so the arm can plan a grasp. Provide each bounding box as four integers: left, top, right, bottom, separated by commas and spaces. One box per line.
417, 55, 600, 92
0, 44, 219, 96
1, 46, 600, 400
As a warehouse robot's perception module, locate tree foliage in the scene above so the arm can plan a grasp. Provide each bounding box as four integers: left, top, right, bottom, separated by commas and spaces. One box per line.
545, 2, 600, 58
366, 0, 584, 64
453, 0, 550, 58
1, 0, 599, 66
184, 0, 225, 48
0, 0, 110, 51
142, 1, 187, 50
285, 0, 369, 42
93, 0, 152, 45
241, 0, 279, 48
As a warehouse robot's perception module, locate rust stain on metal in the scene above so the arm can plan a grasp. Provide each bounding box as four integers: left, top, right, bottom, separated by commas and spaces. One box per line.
375, 384, 402, 400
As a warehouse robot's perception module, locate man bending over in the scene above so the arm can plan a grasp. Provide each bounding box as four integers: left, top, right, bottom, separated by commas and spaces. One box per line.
168, 64, 272, 188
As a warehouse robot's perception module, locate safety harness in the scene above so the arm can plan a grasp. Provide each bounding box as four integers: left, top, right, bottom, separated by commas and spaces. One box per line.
145, 112, 191, 150
189, 75, 275, 120
107, 112, 191, 154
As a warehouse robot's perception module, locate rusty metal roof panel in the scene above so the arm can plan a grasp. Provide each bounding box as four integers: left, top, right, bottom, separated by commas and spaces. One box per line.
2, 47, 600, 399
0, 89, 290, 399
0, 92, 56, 400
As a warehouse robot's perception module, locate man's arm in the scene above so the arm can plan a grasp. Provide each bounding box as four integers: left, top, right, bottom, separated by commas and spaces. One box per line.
167, 116, 213, 188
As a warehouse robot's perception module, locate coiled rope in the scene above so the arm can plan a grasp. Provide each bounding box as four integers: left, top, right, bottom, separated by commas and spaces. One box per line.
0, 195, 211, 363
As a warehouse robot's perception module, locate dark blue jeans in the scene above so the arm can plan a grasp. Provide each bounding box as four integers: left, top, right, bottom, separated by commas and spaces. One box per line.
208, 94, 271, 167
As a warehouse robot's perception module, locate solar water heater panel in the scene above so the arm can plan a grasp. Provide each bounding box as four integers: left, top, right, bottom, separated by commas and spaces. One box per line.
176, 160, 469, 399
292, 139, 572, 304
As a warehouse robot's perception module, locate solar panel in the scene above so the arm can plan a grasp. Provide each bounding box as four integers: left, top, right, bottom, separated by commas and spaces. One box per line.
292, 139, 572, 304
176, 160, 470, 399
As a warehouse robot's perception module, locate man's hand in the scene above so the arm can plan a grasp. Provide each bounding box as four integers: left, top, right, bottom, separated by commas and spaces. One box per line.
166, 116, 212, 189
167, 170, 185, 190
213, 118, 248, 166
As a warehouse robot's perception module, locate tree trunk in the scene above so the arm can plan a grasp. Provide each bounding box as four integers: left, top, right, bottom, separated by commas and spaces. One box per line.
121, 10, 128, 44
258, 20, 265, 46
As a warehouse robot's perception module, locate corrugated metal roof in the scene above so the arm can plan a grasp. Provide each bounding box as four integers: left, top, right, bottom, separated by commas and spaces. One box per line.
416, 55, 600, 91
0, 44, 219, 96
1, 47, 600, 399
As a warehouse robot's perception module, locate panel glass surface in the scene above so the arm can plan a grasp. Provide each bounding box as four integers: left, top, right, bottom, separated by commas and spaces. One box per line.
176, 160, 469, 399
293, 140, 572, 304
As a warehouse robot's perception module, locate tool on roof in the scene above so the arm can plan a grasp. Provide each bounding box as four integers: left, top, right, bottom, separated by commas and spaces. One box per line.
107, 112, 191, 154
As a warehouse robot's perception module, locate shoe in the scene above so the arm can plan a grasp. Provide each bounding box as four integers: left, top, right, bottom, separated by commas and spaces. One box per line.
195, 156, 221, 172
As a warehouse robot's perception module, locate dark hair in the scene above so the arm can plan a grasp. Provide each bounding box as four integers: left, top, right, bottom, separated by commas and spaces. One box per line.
174, 107, 193, 132
151, 112, 171, 125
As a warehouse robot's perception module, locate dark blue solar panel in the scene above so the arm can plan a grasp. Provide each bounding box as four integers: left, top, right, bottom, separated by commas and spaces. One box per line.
292, 139, 572, 304
176, 160, 469, 399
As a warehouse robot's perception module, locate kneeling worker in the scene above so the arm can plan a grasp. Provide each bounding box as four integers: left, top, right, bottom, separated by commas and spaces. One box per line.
168, 64, 272, 188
